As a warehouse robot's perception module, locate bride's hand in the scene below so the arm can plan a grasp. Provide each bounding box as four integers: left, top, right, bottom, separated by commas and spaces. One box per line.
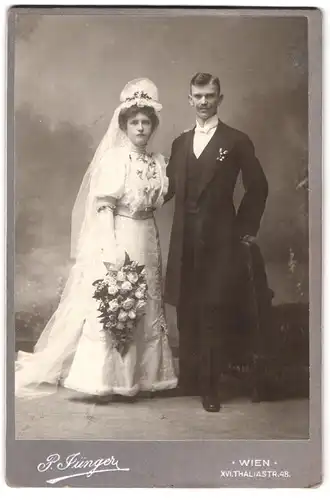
103, 261, 116, 273
103, 248, 125, 272
115, 248, 126, 269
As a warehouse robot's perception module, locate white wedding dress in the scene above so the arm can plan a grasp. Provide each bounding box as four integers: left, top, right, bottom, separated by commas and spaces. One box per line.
15, 148, 178, 398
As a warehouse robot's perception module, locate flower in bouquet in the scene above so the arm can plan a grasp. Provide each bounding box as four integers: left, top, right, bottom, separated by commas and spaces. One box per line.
135, 287, 147, 300
122, 298, 135, 311
121, 280, 133, 293
126, 320, 134, 330
128, 310, 137, 320
105, 275, 117, 286
106, 314, 118, 328
108, 299, 119, 313
118, 310, 129, 322
108, 283, 119, 295
117, 270, 126, 282
116, 322, 125, 330
127, 271, 139, 284
136, 299, 147, 312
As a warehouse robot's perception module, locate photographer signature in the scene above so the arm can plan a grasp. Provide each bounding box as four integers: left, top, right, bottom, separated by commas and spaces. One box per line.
37, 452, 130, 484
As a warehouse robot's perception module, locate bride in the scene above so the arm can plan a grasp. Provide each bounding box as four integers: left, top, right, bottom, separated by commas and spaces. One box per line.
15, 78, 178, 399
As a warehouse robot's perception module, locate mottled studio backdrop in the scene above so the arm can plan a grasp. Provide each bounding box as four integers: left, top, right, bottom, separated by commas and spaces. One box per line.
14, 12, 308, 345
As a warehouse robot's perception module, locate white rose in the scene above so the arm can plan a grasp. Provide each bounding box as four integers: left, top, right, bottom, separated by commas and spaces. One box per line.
136, 299, 147, 311
135, 289, 145, 300
117, 271, 126, 282
128, 310, 136, 320
118, 310, 128, 322
116, 322, 125, 330
121, 281, 133, 292
139, 283, 147, 291
127, 272, 139, 284
122, 298, 135, 311
108, 300, 119, 313
106, 276, 117, 286
108, 284, 119, 295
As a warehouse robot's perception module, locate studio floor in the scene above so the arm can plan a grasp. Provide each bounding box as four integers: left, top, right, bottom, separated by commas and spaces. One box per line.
15, 388, 309, 441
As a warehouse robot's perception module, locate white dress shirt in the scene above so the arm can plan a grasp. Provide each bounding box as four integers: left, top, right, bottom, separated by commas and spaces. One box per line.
193, 114, 219, 159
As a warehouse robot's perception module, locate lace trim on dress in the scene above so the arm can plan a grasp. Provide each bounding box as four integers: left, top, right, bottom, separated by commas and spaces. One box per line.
121, 152, 168, 214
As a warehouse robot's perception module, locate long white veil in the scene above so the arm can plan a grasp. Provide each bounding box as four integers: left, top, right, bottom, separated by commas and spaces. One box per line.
15, 78, 162, 398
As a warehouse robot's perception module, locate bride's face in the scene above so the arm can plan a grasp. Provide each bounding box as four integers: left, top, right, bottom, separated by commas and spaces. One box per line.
125, 112, 153, 147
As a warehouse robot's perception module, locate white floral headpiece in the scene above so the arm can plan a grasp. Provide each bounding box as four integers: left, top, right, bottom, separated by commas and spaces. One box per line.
119, 78, 162, 112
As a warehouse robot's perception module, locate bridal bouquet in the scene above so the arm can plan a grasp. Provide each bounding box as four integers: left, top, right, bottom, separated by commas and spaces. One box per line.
92, 252, 148, 357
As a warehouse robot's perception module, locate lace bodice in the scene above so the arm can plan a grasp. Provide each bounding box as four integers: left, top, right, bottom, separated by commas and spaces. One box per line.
94, 148, 169, 214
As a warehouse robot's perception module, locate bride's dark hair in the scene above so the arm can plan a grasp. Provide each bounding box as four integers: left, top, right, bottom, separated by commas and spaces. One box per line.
118, 105, 159, 132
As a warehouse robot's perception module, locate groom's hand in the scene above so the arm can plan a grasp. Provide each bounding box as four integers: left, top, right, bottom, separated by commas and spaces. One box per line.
241, 235, 256, 245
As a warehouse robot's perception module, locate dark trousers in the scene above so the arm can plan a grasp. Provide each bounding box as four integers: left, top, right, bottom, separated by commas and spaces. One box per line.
177, 214, 229, 396
178, 299, 229, 396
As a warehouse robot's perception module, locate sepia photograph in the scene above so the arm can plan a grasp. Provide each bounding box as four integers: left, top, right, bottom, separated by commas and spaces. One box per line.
6, 6, 322, 488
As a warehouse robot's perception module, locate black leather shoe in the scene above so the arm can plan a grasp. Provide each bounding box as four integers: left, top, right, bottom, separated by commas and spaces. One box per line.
202, 395, 221, 412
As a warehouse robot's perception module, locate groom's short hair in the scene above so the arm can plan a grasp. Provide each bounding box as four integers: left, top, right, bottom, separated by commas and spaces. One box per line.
190, 73, 221, 95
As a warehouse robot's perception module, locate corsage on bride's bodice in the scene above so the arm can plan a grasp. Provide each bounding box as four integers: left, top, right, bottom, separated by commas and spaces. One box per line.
94, 148, 169, 216
120, 151, 168, 213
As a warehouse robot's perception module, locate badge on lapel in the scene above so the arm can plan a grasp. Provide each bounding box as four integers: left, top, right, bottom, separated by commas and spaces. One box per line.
216, 147, 229, 162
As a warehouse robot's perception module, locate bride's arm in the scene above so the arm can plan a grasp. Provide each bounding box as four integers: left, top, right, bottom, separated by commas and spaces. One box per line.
95, 198, 126, 270
93, 152, 126, 269
95, 196, 120, 269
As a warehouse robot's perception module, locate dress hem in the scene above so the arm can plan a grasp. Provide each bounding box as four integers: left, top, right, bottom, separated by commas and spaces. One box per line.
139, 378, 178, 392
62, 377, 178, 397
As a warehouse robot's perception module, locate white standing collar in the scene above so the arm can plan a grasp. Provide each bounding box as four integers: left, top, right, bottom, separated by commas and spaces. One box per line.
195, 115, 219, 133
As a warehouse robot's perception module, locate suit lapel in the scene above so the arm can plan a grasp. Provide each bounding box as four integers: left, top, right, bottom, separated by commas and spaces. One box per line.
196, 121, 229, 200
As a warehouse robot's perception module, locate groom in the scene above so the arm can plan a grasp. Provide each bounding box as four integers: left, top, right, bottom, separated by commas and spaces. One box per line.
164, 73, 268, 412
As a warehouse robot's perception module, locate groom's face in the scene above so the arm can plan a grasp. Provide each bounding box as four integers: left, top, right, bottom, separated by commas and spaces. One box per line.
189, 83, 223, 123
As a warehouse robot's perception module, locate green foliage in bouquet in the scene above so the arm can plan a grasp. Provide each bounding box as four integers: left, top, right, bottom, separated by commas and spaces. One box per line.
92, 252, 148, 357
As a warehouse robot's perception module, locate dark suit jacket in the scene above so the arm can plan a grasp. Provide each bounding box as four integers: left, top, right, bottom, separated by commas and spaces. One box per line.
164, 119, 268, 307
